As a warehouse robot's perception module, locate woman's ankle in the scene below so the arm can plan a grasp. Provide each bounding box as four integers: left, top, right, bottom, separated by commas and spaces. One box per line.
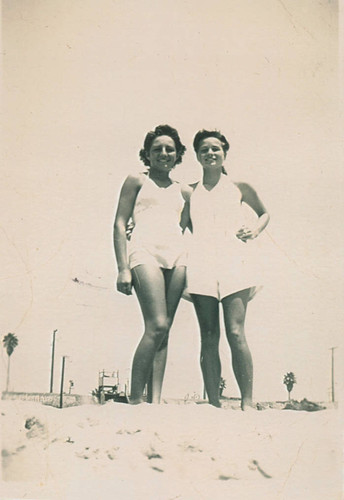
129, 396, 144, 405
209, 399, 222, 408
241, 398, 254, 411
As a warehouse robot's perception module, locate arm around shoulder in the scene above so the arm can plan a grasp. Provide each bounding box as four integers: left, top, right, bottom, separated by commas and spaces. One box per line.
180, 183, 195, 233
181, 183, 194, 202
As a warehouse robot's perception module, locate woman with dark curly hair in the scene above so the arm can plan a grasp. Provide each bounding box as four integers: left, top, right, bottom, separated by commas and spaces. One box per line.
114, 125, 189, 404
186, 129, 270, 410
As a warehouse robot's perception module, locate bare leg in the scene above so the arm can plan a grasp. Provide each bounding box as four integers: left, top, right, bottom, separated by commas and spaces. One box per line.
131, 264, 186, 404
130, 265, 168, 404
147, 266, 186, 403
146, 348, 168, 403
222, 289, 253, 410
191, 295, 221, 407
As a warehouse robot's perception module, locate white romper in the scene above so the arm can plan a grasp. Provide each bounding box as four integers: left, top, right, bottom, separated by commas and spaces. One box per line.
128, 174, 186, 270
186, 174, 262, 301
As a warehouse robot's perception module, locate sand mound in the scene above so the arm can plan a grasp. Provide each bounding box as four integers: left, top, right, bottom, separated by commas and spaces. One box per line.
1, 400, 341, 499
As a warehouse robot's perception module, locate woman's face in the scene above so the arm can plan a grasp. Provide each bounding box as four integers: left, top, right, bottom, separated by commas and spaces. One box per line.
197, 137, 226, 170
147, 135, 177, 172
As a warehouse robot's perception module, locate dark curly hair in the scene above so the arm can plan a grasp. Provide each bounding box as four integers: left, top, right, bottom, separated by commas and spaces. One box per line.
139, 124, 186, 167
193, 129, 230, 155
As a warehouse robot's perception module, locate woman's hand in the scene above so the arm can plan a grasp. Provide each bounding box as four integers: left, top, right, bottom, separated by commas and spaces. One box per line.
236, 225, 258, 242
126, 219, 135, 240
236, 183, 270, 241
116, 268, 133, 295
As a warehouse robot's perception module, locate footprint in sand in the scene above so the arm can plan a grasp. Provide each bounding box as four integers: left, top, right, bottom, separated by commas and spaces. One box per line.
24, 417, 47, 438
116, 429, 141, 435
145, 447, 164, 472
249, 459, 272, 478
75, 446, 119, 460
146, 451, 163, 460
218, 474, 238, 481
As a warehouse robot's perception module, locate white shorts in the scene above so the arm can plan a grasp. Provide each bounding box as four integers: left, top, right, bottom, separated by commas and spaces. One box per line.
129, 246, 186, 270
186, 267, 259, 301
186, 244, 261, 302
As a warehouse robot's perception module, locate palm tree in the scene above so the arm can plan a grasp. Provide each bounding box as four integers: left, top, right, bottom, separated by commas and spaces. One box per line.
219, 377, 226, 397
283, 372, 296, 401
2, 333, 19, 392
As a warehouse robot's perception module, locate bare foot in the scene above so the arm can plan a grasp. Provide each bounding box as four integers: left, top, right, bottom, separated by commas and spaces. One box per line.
128, 397, 144, 405
241, 399, 256, 411
241, 405, 257, 412
209, 400, 222, 408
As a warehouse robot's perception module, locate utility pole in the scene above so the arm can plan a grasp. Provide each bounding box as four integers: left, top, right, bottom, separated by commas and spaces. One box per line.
59, 355, 67, 409
50, 329, 58, 393
329, 347, 338, 403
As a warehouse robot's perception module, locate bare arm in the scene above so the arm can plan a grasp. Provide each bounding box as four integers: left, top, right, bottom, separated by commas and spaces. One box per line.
236, 182, 270, 241
113, 174, 143, 294
180, 184, 194, 233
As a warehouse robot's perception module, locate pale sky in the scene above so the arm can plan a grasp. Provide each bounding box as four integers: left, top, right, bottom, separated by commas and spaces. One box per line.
1, 0, 343, 402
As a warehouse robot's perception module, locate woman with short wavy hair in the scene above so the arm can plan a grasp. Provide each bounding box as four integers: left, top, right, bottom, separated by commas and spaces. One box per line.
114, 124, 189, 404
186, 129, 270, 410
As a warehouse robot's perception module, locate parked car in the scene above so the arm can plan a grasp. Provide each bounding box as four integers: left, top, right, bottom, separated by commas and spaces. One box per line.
97, 370, 128, 404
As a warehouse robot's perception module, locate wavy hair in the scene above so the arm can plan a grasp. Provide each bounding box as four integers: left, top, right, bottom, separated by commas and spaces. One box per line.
139, 124, 186, 167
193, 129, 230, 155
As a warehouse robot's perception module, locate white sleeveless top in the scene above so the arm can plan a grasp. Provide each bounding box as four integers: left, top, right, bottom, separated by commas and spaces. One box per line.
187, 174, 262, 298
128, 174, 185, 268
190, 175, 245, 246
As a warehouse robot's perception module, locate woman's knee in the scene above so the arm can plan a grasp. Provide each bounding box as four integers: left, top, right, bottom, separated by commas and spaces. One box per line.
200, 328, 220, 350
145, 316, 169, 343
226, 321, 246, 346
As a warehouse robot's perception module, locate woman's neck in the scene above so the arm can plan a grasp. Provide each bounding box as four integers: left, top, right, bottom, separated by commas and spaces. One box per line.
202, 167, 222, 189
148, 169, 172, 187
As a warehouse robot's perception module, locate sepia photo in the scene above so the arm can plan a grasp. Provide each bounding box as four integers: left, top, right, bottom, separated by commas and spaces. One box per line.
1, 1, 343, 498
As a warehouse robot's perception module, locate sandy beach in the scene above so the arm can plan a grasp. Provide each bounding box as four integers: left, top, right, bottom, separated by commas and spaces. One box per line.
2, 2, 342, 499
1, 399, 342, 499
